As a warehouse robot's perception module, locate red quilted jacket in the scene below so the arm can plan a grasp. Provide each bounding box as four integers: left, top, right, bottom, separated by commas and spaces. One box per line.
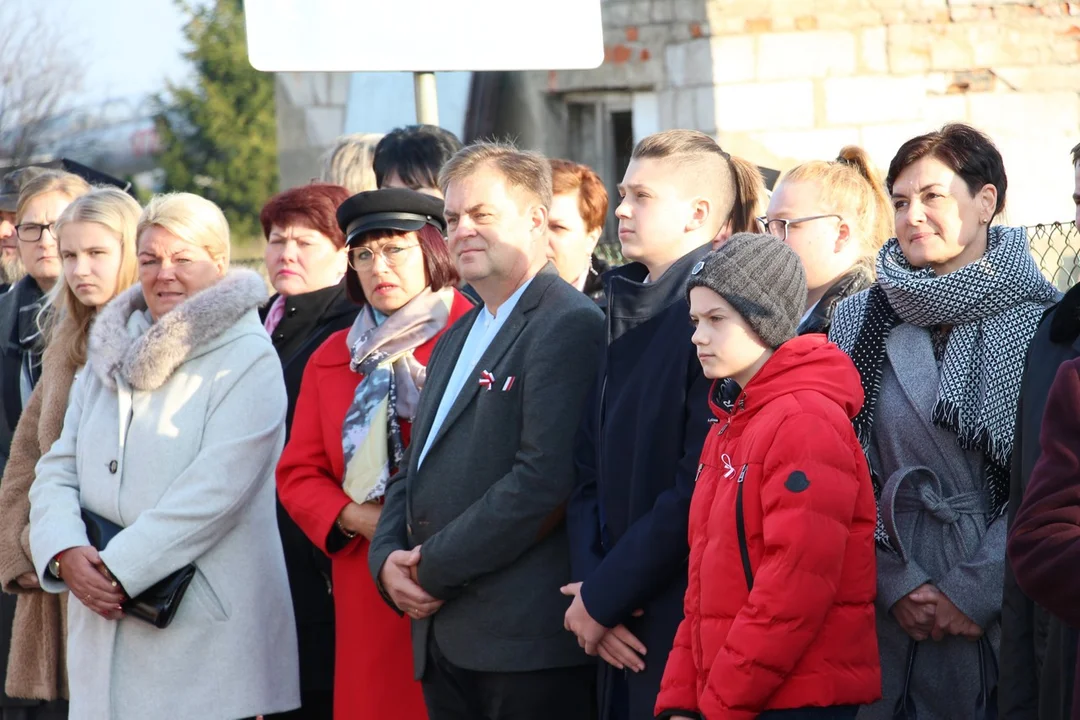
655, 334, 881, 720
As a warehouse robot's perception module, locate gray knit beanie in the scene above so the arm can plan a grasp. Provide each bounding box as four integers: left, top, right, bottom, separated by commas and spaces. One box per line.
686, 232, 807, 349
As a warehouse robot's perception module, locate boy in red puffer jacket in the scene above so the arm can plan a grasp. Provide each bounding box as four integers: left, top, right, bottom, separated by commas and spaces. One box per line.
656, 233, 881, 720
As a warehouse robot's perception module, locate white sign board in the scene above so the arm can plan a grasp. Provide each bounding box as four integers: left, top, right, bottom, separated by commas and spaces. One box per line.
244, 0, 605, 72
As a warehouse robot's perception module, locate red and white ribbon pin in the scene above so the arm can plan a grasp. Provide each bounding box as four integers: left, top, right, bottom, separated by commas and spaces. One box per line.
478, 370, 496, 390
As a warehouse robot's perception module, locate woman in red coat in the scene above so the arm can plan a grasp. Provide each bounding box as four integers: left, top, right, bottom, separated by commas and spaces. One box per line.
277, 188, 473, 720
656, 234, 880, 720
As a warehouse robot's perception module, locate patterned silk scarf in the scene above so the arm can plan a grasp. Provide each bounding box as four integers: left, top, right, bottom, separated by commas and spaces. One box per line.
831, 225, 1057, 547
340, 287, 455, 503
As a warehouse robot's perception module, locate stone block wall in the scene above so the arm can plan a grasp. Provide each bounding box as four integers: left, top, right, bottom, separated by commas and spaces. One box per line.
544, 0, 1080, 224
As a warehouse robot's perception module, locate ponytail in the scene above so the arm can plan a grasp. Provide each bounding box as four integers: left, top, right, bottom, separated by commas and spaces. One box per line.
780, 145, 892, 274
835, 145, 893, 261
726, 155, 767, 234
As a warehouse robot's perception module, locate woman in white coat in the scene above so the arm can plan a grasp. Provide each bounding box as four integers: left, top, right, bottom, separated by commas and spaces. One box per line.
27, 192, 300, 720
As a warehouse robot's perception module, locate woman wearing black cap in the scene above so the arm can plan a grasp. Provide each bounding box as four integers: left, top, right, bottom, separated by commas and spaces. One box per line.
277, 188, 473, 720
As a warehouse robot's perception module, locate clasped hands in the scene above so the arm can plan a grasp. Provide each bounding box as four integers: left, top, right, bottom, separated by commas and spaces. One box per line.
379, 545, 444, 621
62, 546, 127, 620
561, 582, 647, 672
892, 582, 982, 642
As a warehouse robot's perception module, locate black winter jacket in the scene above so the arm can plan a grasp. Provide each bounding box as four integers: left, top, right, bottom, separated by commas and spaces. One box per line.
261, 280, 358, 698
568, 245, 713, 720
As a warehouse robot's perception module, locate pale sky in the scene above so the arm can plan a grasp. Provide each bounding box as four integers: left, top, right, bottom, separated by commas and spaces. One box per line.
18, 0, 194, 109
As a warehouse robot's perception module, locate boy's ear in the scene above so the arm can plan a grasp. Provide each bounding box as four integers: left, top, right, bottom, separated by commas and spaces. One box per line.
685, 197, 711, 233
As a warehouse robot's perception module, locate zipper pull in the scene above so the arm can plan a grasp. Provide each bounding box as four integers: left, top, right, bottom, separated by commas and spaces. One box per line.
717, 423, 729, 437
694, 463, 704, 482
737, 465, 748, 483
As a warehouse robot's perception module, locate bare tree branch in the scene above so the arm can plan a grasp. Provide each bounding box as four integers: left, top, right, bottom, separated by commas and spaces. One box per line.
0, 2, 84, 166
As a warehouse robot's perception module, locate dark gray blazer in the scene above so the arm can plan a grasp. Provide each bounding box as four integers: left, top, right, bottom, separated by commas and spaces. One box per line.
369, 264, 604, 678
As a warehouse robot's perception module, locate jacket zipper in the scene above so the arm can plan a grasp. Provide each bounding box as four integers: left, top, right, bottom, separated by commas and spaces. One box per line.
595, 304, 613, 550
734, 464, 753, 592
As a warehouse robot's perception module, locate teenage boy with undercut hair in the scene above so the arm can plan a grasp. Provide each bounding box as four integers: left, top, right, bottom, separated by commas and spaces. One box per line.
564, 129, 740, 720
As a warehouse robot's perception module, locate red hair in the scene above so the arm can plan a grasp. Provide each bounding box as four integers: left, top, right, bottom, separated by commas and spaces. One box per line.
550, 159, 608, 233
260, 183, 350, 248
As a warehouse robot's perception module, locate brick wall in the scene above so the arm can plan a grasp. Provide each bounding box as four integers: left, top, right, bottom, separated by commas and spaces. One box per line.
543, 0, 1080, 224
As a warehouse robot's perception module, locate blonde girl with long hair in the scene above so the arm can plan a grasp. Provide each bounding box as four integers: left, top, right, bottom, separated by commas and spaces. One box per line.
762, 146, 893, 334
0, 187, 140, 713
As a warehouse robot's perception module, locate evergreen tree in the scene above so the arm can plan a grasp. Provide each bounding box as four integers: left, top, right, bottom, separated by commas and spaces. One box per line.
154, 0, 277, 241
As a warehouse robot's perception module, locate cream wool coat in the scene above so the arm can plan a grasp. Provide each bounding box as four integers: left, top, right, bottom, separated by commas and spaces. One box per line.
0, 314, 78, 701
28, 270, 300, 720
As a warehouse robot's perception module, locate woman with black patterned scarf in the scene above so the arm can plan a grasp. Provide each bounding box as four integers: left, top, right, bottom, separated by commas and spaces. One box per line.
829, 124, 1058, 720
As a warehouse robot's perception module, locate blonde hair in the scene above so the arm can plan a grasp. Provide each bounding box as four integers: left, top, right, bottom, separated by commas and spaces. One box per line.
632, 130, 735, 235
138, 192, 230, 265
779, 146, 892, 272
15, 170, 92, 223
43, 188, 141, 366
321, 133, 384, 194
439, 141, 553, 209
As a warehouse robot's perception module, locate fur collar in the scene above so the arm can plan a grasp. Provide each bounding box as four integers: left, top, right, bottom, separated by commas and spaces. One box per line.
88, 269, 268, 391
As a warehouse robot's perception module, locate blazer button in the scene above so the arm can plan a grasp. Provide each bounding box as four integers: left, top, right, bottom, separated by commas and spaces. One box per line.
108, 460, 118, 474
274, 332, 284, 341
287, 306, 297, 316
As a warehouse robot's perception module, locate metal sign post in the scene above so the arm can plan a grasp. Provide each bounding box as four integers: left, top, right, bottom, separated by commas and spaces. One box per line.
413, 72, 439, 126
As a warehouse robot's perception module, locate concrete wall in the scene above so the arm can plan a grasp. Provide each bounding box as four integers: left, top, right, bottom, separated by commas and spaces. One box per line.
275, 72, 473, 191
275, 73, 351, 191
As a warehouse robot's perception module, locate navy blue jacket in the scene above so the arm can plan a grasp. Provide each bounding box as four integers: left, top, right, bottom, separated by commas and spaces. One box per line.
568, 245, 712, 720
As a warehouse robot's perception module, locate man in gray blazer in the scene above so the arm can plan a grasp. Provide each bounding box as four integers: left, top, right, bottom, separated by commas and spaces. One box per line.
369, 142, 604, 720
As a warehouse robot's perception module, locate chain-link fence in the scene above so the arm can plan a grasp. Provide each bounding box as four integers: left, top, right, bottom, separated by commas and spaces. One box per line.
597, 223, 1080, 291
1028, 222, 1080, 292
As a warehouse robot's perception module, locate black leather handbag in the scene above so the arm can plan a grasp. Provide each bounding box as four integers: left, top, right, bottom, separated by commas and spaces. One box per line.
81, 509, 196, 629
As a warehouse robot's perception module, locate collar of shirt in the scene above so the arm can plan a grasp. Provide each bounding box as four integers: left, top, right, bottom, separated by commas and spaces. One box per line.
480, 275, 533, 325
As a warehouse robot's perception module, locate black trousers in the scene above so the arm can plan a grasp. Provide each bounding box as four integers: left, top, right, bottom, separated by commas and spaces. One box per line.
264, 689, 334, 720
757, 706, 859, 719
0, 701, 68, 720
422, 636, 596, 720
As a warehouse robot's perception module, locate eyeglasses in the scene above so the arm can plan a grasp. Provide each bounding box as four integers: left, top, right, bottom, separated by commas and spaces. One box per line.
349, 242, 420, 271
755, 214, 842, 241
15, 222, 59, 243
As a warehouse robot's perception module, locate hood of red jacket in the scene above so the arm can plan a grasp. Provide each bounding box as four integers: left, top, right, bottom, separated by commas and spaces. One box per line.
708, 334, 864, 422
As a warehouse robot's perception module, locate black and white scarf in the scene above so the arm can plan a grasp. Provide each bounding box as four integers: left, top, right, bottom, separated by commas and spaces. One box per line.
15, 278, 47, 402
831, 225, 1057, 548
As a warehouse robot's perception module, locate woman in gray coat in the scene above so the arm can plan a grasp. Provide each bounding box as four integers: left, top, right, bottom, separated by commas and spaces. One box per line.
829, 124, 1057, 719
27, 193, 300, 720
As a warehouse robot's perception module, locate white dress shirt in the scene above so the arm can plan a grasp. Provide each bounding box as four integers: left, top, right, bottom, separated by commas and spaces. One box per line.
417, 277, 534, 467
